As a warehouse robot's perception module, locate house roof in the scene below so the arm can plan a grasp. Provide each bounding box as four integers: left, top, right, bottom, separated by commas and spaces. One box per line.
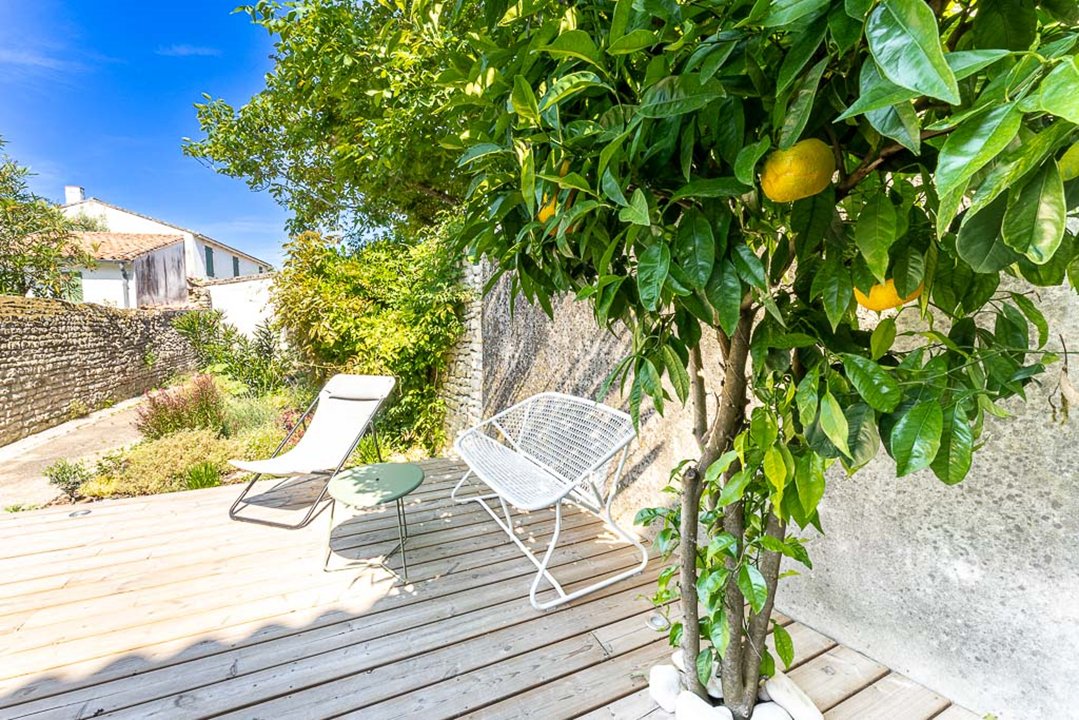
63, 197, 274, 268
74, 232, 184, 262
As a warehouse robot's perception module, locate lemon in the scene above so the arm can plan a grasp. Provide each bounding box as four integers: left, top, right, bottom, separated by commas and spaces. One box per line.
1059, 141, 1079, 182
854, 279, 923, 312
760, 139, 836, 203
536, 160, 571, 224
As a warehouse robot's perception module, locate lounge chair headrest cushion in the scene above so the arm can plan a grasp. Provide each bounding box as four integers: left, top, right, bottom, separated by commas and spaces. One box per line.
322, 374, 396, 401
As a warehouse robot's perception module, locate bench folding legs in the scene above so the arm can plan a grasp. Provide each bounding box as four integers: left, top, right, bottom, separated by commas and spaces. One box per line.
451, 440, 648, 611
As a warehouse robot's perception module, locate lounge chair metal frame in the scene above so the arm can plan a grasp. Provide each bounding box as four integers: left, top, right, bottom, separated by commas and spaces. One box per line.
451, 392, 648, 610
228, 376, 390, 529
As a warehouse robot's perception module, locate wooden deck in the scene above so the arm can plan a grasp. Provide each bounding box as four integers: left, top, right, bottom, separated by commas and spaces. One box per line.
0, 457, 978, 719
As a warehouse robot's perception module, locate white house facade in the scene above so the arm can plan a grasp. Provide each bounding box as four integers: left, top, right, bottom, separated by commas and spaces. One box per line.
60, 186, 273, 308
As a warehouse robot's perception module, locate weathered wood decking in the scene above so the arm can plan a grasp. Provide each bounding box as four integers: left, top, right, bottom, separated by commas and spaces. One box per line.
0, 458, 977, 719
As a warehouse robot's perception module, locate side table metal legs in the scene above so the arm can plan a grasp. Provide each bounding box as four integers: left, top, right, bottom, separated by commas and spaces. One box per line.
322, 497, 411, 583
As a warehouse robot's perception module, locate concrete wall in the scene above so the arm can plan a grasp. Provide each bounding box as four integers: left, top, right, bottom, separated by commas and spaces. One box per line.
477, 271, 1079, 719
203, 274, 275, 337
0, 296, 197, 447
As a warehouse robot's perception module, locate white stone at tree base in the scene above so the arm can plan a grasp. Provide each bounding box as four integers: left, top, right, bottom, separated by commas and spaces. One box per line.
758, 682, 771, 702
672, 650, 686, 672
649, 664, 683, 713
675, 691, 734, 720
750, 701, 794, 720
764, 670, 824, 720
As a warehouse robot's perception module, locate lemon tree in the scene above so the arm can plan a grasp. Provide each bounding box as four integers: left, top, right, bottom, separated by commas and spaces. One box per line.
191, 2, 1079, 717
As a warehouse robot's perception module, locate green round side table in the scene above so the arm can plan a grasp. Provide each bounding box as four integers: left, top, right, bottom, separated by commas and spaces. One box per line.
324, 462, 424, 581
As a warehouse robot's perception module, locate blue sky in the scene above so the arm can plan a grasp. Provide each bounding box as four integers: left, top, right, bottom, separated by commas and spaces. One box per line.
0, 1, 291, 265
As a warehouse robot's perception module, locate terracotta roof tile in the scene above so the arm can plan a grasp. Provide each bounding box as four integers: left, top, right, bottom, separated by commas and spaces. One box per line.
74, 232, 184, 261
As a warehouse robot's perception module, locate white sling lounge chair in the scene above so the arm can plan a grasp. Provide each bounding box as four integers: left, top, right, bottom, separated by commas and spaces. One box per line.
228, 374, 396, 529
452, 392, 648, 610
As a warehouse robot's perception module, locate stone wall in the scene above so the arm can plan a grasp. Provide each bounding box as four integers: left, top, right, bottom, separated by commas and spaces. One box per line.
477, 275, 1079, 720
441, 262, 485, 446
0, 296, 197, 447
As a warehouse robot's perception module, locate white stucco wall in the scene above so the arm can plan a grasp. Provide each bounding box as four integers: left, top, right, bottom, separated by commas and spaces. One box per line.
194, 238, 263, 280
77, 262, 130, 308
205, 275, 275, 337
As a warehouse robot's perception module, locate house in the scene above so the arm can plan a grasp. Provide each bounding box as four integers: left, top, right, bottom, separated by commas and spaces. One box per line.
60, 185, 273, 308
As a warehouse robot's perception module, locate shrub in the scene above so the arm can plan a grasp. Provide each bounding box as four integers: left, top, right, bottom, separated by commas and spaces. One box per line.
223, 394, 279, 437
114, 429, 237, 496
43, 460, 91, 501
185, 462, 222, 490
233, 422, 289, 461
173, 311, 293, 395
136, 375, 226, 439
272, 227, 467, 453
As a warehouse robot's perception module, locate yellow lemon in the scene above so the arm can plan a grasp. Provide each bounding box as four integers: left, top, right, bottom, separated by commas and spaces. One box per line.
760, 138, 836, 203
1059, 141, 1079, 182
538, 195, 557, 223
854, 279, 923, 312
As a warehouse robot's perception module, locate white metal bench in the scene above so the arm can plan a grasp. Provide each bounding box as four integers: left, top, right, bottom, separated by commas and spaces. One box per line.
452, 392, 648, 610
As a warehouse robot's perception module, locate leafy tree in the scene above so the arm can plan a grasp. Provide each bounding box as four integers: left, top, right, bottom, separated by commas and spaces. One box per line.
272, 226, 469, 452
0, 139, 95, 298
184, 0, 468, 241
195, 2, 1078, 716
440, 0, 1079, 716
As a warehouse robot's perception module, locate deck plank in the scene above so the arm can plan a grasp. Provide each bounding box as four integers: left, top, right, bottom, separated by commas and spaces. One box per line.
0, 458, 981, 720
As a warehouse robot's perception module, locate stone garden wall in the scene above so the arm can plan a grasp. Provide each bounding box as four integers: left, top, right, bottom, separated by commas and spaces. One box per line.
475, 271, 1079, 720
440, 262, 485, 445
0, 296, 197, 447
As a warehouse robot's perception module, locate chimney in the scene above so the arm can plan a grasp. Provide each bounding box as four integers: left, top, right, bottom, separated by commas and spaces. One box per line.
64, 185, 85, 205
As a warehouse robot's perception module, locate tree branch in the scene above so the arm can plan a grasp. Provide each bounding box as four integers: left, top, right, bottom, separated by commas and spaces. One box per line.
836, 128, 952, 199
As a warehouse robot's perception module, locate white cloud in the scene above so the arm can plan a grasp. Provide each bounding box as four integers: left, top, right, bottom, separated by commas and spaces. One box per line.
0, 48, 85, 72
156, 44, 222, 58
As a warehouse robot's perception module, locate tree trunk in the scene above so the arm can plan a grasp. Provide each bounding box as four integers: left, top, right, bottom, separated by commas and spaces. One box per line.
680, 307, 755, 700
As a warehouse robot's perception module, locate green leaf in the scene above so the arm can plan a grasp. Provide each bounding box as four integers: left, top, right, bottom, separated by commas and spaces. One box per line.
669, 177, 749, 202
891, 247, 924, 297
935, 103, 1022, 216
842, 354, 901, 412
539, 72, 611, 111
619, 187, 651, 226
705, 260, 742, 335
763, 0, 829, 27
542, 30, 602, 67
777, 18, 827, 95
890, 401, 944, 476
732, 244, 767, 290
866, 101, 921, 154
457, 142, 507, 167
930, 404, 973, 485
819, 391, 851, 458
854, 195, 898, 282
717, 469, 753, 507
607, 29, 658, 55
844, 402, 882, 471
778, 57, 828, 149
704, 450, 740, 484
696, 648, 715, 688
710, 609, 731, 656
773, 623, 795, 669
794, 452, 826, 515
956, 195, 1023, 273
811, 256, 852, 331
511, 76, 541, 125
1010, 293, 1048, 348
662, 346, 690, 404
866, 0, 959, 105
707, 532, 739, 560
637, 242, 670, 311
737, 564, 769, 614
837, 60, 917, 120
795, 364, 820, 426
639, 75, 724, 118
735, 139, 771, 186
972, 0, 1037, 51
870, 317, 896, 360
674, 208, 715, 288
763, 445, 789, 490
1001, 161, 1067, 265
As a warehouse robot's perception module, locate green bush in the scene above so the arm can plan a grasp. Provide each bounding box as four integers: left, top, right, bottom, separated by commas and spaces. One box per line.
115, 429, 238, 496
173, 311, 293, 395
43, 459, 91, 501
185, 462, 222, 490
223, 393, 280, 436
273, 226, 467, 453
136, 375, 227, 439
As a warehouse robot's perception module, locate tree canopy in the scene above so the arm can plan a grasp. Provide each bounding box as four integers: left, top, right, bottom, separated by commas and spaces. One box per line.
192, 1, 1079, 716
0, 139, 95, 299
